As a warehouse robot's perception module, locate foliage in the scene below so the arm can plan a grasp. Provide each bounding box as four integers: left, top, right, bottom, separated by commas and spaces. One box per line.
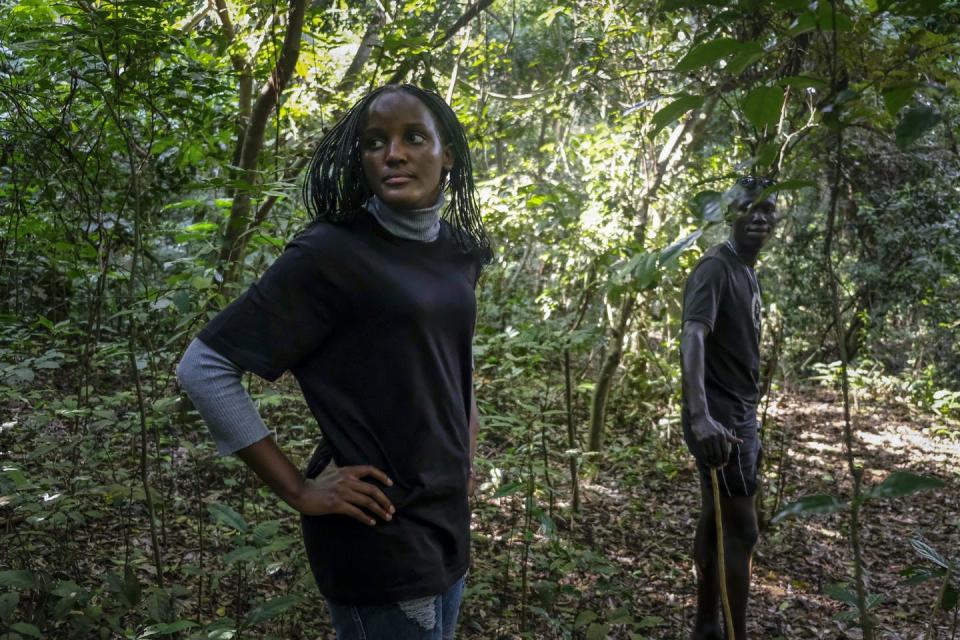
1, 0, 958, 636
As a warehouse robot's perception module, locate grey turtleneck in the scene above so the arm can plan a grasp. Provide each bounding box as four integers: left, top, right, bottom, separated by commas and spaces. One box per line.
366, 193, 444, 242
176, 194, 449, 456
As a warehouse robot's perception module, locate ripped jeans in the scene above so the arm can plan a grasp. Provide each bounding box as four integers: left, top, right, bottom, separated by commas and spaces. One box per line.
325, 574, 466, 640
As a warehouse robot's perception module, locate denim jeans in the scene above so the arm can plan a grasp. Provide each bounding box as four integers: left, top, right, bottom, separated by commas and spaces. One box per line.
325, 574, 466, 640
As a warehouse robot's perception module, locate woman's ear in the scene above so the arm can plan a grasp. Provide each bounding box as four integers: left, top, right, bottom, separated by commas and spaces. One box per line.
442, 144, 454, 173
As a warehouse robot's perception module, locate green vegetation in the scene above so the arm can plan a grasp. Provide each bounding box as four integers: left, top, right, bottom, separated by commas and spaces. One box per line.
1, 0, 958, 637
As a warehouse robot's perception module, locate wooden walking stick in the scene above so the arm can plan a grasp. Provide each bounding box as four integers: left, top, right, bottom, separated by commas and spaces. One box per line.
710, 466, 736, 640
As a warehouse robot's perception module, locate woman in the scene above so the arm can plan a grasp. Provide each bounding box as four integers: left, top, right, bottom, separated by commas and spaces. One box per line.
177, 84, 491, 640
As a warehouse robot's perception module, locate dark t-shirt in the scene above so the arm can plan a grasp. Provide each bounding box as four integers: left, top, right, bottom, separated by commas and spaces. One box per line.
681, 242, 762, 425
199, 212, 481, 604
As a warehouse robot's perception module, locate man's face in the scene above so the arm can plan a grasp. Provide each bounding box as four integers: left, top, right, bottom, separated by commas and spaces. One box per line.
359, 90, 453, 211
730, 195, 778, 251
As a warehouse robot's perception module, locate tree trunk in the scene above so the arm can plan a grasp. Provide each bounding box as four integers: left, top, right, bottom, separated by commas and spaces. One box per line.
219, 0, 309, 284
588, 296, 634, 451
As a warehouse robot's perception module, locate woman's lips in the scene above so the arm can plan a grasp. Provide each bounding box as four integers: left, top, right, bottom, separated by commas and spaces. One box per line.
383, 175, 413, 186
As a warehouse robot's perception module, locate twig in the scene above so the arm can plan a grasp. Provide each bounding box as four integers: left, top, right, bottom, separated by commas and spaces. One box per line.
710, 467, 735, 640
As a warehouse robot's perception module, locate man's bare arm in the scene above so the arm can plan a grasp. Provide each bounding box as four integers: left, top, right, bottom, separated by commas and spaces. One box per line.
680, 320, 741, 467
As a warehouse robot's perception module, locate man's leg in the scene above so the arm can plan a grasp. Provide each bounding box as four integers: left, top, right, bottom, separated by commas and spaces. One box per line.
692, 484, 723, 640
719, 494, 759, 640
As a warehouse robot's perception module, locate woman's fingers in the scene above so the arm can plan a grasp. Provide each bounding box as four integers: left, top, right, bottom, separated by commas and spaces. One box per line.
349, 465, 393, 487
336, 501, 378, 526
349, 479, 395, 517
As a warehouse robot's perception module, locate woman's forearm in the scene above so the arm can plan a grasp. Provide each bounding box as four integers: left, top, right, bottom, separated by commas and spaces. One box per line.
235, 436, 308, 509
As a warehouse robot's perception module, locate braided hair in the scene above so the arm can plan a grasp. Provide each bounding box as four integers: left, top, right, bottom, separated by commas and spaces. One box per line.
302, 84, 492, 264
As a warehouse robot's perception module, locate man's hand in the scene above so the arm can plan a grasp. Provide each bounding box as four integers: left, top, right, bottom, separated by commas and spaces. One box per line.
293, 461, 395, 526
690, 414, 742, 468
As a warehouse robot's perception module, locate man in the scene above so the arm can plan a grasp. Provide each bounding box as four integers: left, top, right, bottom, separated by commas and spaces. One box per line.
680, 176, 778, 640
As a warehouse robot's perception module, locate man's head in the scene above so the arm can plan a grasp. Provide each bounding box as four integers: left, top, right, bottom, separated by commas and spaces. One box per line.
725, 176, 778, 252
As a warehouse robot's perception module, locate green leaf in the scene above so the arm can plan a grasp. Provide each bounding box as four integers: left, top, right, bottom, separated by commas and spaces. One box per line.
586, 623, 610, 640
753, 142, 780, 170
675, 38, 743, 74
0, 592, 19, 624
899, 565, 945, 586
253, 520, 281, 546
492, 481, 523, 498
771, 495, 845, 523
649, 95, 704, 138
223, 546, 260, 564
882, 84, 917, 117
208, 503, 248, 532
574, 610, 598, 627
246, 595, 302, 626
139, 620, 198, 636
660, 230, 703, 269
636, 615, 664, 627
10, 622, 43, 638
942, 583, 958, 612
726, 42, 764, 76
895, 106, 941, 148
780, 75, 829, 91
689, 190, 724, 222
788, 12, 817, 36
607, 606, 632, 624
742, 86, 784, 130
625, 252, 660, 291
910, 538, 950, 569
824, 582, 858, 606
863, 471, 945, 501
0, 571, 38, 590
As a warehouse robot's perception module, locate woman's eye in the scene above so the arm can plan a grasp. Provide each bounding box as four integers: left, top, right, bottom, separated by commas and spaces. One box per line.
364, 138, 384, 151
408, 132, 426, 144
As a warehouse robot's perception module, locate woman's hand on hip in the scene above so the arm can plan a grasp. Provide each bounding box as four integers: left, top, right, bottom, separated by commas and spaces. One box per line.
294, 461, 396, 526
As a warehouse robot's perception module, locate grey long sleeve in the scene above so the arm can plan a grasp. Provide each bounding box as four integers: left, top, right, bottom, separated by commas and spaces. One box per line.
176, 338, 271, 456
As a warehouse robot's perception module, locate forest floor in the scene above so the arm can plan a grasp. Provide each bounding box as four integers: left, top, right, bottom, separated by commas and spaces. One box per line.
3, 385, 957, 640
464, 388, 958, 639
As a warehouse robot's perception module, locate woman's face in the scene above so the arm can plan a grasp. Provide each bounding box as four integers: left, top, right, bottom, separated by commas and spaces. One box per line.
359, 91, 453, 211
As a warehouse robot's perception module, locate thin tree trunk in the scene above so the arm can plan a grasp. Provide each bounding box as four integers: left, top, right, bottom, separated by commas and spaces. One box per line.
824, 3, 873, 629
219, 0, 309, 282
588, 296, 634, 451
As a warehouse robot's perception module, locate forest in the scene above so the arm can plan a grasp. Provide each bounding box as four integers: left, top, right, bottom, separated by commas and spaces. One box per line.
1, 0, 958, 638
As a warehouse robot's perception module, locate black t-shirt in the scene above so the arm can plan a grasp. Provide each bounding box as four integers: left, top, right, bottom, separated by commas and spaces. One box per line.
681, 242, 762, 425
199, 212, 481, 604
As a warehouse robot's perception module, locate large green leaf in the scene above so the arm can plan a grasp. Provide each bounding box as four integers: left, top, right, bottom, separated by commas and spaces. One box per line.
9, 622, 43, 638
882, 84, 917, 116
689, 190, 724, 222
771, 494, 845, 523
726, 42, 764, 76
942, 583, 958, 612
824, 582, 858, 606
675, 38, 743, 73
862, 470, 944, 501
208, 503, 248, 532
660, 230, 703, 269
649, 95, 704, 138
246, 595, 302, 626
742, 86, 784, 130
895, 106, 941, 148
624, 251, 660, 291
0, 571, 38, 590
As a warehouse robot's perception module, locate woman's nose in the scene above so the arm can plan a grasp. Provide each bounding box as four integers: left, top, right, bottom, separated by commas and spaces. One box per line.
385, 138, 406, 163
